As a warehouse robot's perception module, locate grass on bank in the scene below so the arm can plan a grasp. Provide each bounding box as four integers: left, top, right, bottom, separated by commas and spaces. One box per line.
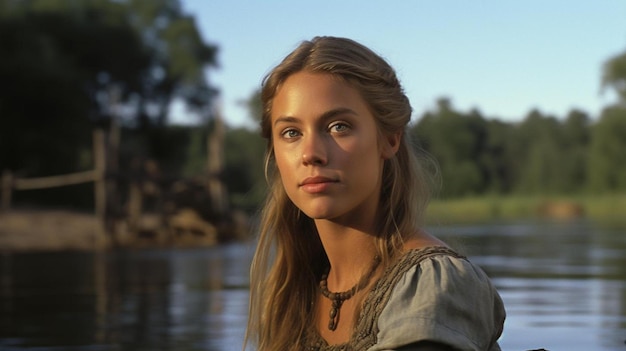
425, 193, 626, 227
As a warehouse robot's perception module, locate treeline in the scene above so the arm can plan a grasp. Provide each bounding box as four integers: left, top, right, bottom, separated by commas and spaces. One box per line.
2, 0, 626, 213
410, 98, 626, 198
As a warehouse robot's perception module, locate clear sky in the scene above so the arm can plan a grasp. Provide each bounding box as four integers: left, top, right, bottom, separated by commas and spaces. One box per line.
177, 0, 626, 128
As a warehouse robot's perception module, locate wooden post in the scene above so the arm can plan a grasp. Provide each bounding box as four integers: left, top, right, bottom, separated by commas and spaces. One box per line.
108, 114, 120, 174
127, 181, 142, 234
93, 130, 107, 238
105, 87, 121, 242
207, 110, 228, 215
1, 170, 12, 212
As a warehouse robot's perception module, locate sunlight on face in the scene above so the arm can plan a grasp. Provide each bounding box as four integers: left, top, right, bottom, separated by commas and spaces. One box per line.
271, 72, 393, 227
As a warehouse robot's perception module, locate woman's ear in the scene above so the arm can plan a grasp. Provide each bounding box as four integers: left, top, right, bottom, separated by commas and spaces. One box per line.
381, 131, 402, 159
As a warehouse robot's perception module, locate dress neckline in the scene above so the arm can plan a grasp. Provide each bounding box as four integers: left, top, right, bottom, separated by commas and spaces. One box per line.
307, 245, 463, 351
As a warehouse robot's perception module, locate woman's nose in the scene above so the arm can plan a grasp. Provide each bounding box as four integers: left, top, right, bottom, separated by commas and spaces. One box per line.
301, 133, 328, 166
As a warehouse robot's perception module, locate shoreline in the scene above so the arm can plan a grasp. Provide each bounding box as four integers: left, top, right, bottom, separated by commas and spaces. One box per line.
426, 193, 626, 227
0, 209, 106, 252
0, 208, 251, 252
2, 194, 624, 252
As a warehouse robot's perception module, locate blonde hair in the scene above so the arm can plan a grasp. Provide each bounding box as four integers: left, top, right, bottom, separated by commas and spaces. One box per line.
245, 36, 436, 351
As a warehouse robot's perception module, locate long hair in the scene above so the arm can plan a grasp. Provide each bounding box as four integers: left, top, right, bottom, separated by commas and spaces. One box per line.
245, 36, 437, 351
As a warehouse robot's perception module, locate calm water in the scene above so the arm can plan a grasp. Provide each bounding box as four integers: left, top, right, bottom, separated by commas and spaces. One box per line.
0, 220, 625, 350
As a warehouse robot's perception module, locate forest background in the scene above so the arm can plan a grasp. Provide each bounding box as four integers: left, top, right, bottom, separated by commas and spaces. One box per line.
1, 0, 626, 230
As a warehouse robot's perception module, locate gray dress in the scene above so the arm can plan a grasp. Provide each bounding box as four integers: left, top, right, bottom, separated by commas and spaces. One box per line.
305, 246, 506, 351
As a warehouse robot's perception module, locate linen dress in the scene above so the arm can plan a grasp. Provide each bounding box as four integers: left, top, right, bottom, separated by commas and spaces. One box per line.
305, 246, 506, 351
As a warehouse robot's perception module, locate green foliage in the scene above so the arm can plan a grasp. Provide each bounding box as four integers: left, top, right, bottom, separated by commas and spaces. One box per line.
602, 50, 626, 101
0, 0, 218, 208
0, 8, 139, 175
408, 98, 613, 199
481, 119, 516, 193
561, 110, 591, 192
411, 99, 488, 197
409, 44, 626, 201
223, 127, 266, 212
588, 106, 626, 192
124, 0, 218, 119
513, 110, 567, 194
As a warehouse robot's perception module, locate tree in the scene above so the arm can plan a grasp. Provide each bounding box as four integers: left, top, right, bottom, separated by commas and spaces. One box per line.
0, 0, 218, 167
560, 109, 591, 192
512, 109, 568, 194
0, 0, 219, 207
588, 106, 626, 192
602, 49, 626, 103
0, 4, 148, 175
411, 98, 487, 197
590, 46, 626, 192
124, 0, 218, 126
481, 119, 516, 194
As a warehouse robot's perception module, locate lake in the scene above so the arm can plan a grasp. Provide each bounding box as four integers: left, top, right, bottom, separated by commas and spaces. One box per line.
0, 220, 625, 350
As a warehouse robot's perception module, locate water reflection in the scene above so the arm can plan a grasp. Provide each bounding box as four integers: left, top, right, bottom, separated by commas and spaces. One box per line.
0, 220, 625, 350
431, 220, 626, 350
0, 244, 253, 351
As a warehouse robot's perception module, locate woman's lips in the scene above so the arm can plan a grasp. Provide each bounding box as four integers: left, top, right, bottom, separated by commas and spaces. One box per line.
299, 176, 337, 193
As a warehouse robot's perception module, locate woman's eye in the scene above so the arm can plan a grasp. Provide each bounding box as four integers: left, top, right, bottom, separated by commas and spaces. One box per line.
329, 122, 350, 133
281, 129, 300, 139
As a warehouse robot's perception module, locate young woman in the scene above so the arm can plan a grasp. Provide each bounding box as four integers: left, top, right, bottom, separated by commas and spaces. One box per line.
245, 36, 505, 351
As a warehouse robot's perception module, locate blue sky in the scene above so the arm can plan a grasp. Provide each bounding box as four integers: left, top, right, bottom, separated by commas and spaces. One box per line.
177, 0, 626, 128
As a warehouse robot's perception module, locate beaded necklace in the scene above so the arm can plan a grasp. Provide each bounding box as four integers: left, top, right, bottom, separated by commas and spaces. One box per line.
319, 255, 381, 331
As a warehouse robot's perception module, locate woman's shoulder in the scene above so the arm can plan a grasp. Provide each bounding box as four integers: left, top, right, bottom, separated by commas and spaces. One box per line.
385, 245, 467, 282
389, 245, 499, 303
400, 244, 486, 276
361, 245, 505, 351
360, 245, 481, 331
393, 231, 490, 290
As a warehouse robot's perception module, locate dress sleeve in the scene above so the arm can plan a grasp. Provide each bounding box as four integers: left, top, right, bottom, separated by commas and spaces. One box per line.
369, 255, 506, 351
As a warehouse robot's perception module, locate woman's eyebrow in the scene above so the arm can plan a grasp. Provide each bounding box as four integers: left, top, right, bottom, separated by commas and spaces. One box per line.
319, 107, 358, 121
273, 116, 300, 127
273, 107, 358, 127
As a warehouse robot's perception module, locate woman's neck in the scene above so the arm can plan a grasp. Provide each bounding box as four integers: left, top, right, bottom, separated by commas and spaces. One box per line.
314, 219, 379, 291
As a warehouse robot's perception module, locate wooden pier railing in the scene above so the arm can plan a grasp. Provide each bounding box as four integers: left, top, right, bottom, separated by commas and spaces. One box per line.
1, 130, 107, 228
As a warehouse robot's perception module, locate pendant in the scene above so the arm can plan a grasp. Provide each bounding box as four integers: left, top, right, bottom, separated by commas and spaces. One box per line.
328, 299, 341, 331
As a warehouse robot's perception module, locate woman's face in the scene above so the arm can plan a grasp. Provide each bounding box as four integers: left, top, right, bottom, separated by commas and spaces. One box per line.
271, 71, 399, 226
